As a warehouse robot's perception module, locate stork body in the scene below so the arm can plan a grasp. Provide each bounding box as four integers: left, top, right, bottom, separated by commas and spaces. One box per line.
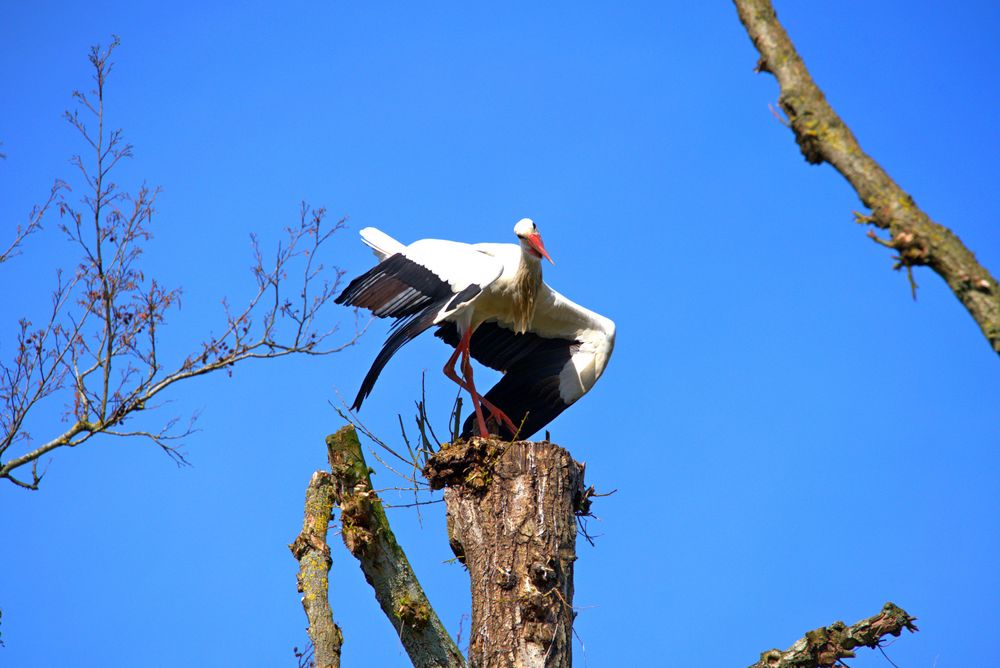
335, 219, 615, 440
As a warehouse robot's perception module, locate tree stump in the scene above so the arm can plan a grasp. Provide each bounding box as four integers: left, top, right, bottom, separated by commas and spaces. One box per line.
424, 438, 588, 668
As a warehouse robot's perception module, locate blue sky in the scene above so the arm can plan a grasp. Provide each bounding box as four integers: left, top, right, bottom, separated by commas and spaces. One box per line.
2, 1, 998, 666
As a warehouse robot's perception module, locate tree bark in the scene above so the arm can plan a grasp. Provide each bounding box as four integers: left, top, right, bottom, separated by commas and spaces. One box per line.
750, 602, 917, 668
732, 0, 1000, 355
424, 438, 587, 668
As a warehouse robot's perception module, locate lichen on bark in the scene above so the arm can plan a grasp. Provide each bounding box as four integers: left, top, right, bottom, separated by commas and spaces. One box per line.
290, 469, 343, 668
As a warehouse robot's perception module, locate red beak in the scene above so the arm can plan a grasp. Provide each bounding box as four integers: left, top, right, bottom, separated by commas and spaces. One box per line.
527, 233, 554, 264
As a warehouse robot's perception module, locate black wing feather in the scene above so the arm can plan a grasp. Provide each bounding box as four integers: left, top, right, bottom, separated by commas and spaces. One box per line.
338, 253, 486, 410
436, 321, 579, 440
351, 300, 450, 410
336, 253, 453, 319
462, 353, 574, 440
435, 321, 572, 372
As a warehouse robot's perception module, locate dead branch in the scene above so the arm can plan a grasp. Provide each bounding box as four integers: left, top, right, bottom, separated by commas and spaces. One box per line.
733, 0, 1000, 354
290, 470, 344, 668
326, 425, 465, 668
750, 602, 918, 668
0, 38, 360, 489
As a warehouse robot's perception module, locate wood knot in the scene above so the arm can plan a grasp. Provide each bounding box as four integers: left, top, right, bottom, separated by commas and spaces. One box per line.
289, 533, 331, 561
959, 273, 994, 294
866, 227, 930, 269
495, 568, 516, 590
396, 595, 432, 630
890, 231, 929, 266
530, 560, 557, 588
520, 593, 552, 623
781, 99, 826, 165
759, 649, 783, 666
340, 495, 376, 556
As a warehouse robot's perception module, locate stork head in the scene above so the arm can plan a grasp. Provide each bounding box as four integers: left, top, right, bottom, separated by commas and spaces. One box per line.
513, 218, 553, 264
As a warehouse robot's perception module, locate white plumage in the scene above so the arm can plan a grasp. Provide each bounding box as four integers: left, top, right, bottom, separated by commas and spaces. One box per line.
360, 227, 405, 259
336, 218, 615, 440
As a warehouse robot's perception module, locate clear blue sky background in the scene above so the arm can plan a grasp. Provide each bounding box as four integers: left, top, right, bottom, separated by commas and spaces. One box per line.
2, 2, 998, 666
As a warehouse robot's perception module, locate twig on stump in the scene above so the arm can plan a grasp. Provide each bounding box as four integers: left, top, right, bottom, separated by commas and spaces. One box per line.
733, 0, 1000, 354
424, 438, 588, 668
290, 471, 344, 668
327, 425, 466, 668
750, 602, 918, 668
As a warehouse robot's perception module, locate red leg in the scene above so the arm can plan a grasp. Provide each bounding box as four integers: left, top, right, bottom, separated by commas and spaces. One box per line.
443, 326, 520, 438
459, 351, 519, 435
481, 398, 520, 436
442, 327, 489, 437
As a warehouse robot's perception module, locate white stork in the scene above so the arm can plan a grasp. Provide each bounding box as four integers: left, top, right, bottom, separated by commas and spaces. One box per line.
335, 218, 615, 440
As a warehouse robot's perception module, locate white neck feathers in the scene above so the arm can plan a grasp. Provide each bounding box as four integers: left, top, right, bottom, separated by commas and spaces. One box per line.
512, 253, 542, 334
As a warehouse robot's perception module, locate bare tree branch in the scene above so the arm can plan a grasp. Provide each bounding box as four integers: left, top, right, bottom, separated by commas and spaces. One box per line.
290, 470, 344, 668
0, 38, 361, 489
750, 602, 918, 668
1, 181, 65, 265
326, 425, 466, 668
733, 0, 1000, 354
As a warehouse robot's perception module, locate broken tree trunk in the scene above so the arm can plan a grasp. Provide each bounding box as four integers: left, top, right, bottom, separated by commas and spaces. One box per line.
326, 426, 466, 668
424, 438, 589, 668
292, 426, 464, 668
290, 469, 344, 668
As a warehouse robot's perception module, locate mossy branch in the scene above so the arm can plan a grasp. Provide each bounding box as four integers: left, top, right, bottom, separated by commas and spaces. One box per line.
290, 471, 343, 668
733, 0, 1000, 355
750, 602, 917, 668
326, 425, 466, 668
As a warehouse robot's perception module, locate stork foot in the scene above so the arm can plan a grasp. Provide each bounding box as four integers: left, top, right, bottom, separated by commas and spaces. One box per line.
480, 401, 519, 437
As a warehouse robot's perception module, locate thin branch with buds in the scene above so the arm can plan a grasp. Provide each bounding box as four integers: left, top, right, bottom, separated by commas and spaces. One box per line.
1, 181, 66, 265
0, 38, 361, 489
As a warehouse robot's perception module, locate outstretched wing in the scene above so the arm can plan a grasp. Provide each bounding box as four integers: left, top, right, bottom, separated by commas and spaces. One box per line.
359, 227, 405, 260
336, 237, 503, 410
435, 284, 615, 440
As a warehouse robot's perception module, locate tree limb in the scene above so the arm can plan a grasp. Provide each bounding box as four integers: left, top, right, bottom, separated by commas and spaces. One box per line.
326, 425, 465, 668
750, 602, 918, 668
733, 0, 1000, 354
290, 471, 344, 668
